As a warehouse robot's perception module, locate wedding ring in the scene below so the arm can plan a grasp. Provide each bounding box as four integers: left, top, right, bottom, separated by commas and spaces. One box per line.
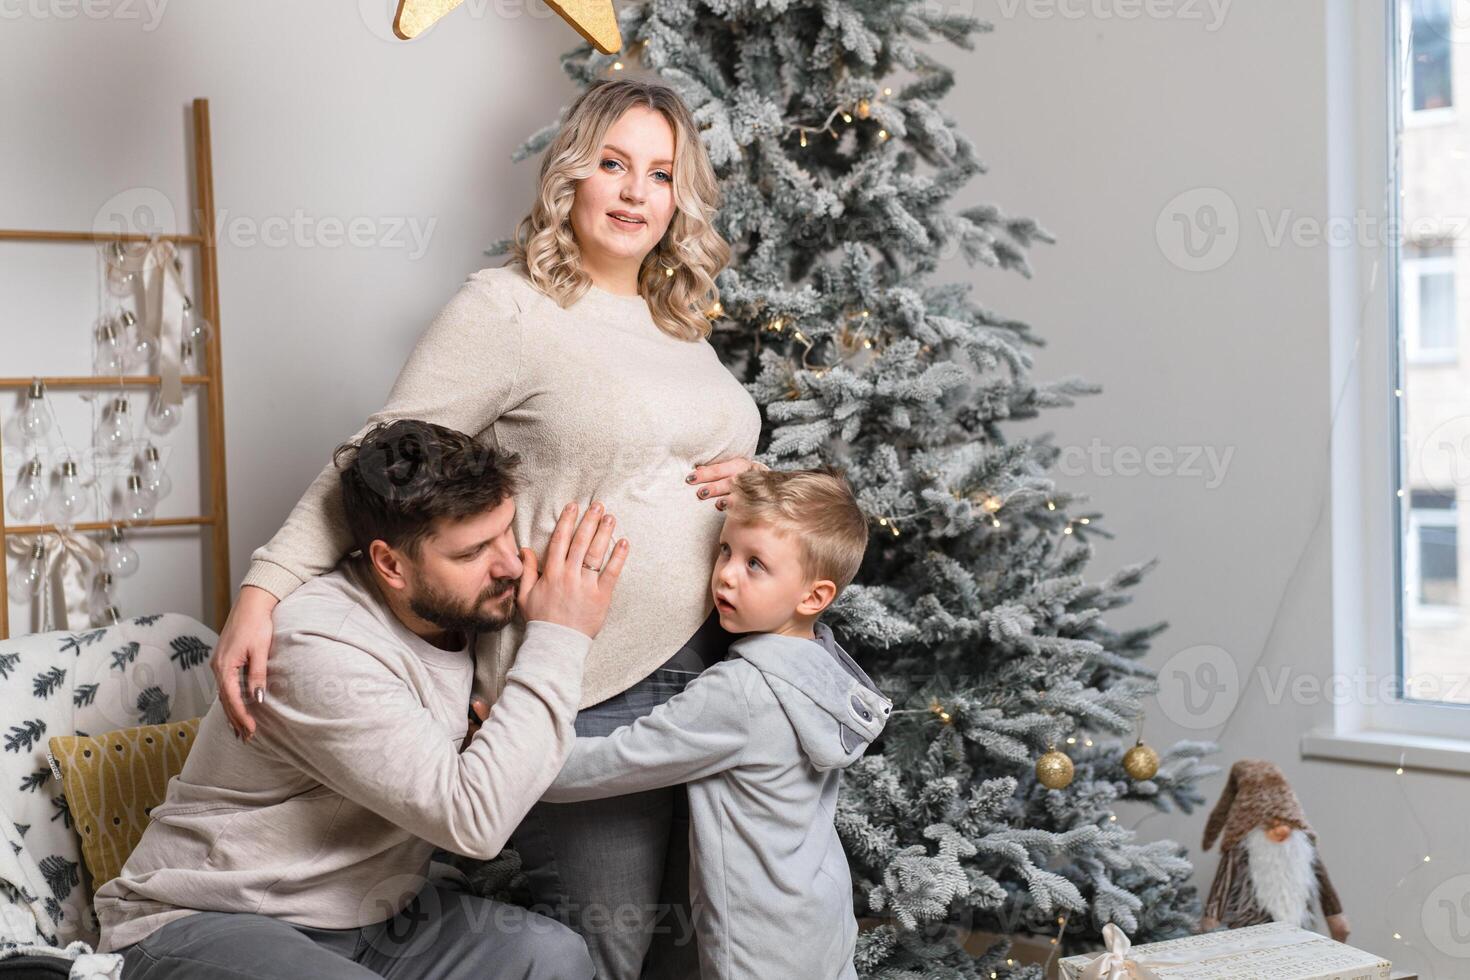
582, 561, 601, 572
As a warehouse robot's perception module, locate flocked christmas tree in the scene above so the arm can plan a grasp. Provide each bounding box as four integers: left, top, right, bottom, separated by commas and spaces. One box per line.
488, 3, 1217, 976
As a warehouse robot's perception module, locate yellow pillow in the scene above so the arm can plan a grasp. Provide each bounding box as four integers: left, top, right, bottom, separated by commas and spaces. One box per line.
46, 718, 202, 897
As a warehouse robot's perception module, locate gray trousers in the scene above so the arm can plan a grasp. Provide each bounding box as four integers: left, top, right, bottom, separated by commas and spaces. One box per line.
508, 610, 733, 980
114, 880, 593, 980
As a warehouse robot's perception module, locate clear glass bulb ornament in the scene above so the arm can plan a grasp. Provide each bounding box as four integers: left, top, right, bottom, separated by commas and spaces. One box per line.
19, 380, 52, 442
103, 241, 138, 298
6, 541, 46, 603
119, 473, 157, 524
94, 320, 126, 376
145, 392, 183, 435
7, 458, 45, 523
88, 572, 115, 622
181, 295, 213, 348
120, 310, 156, 372
45, 460, 87, 525
103, 525, 140, 578
98, 397, 134, 458
139, 444, 172, 503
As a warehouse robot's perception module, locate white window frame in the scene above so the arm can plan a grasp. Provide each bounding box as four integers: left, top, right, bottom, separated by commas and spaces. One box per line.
1305, 0, 1470, 772
1402, 249, 1458, 363
1405, 502, 1459, 623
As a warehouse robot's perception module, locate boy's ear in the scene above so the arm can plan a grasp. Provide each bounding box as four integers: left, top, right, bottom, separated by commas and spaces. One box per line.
797, 579, 837, 617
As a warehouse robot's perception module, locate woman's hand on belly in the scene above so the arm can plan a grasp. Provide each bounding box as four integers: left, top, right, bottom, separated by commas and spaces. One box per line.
685, 456, 768, 511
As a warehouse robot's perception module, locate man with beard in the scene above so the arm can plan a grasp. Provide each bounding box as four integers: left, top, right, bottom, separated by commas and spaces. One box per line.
95, 419, 627, 979
1199, 759, 1350, 942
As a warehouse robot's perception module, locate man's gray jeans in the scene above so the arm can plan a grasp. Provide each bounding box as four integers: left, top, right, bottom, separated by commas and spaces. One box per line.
113, 880, 593, 979
509, 609, 733, 980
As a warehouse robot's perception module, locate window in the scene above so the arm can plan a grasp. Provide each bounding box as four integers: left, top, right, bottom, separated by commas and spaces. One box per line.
1308, 0, 1470, 765
1406, 491, 1459, 615
1402, 244, 1458, 362
1394, 0, 1470, 712
1408, 0, 1454, 113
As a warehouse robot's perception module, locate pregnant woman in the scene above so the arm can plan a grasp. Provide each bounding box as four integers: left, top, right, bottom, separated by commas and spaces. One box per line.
209, 78, 762, 979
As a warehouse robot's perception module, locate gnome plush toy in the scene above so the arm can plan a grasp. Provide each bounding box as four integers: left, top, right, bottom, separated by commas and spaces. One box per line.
1199, 760, 1350, 942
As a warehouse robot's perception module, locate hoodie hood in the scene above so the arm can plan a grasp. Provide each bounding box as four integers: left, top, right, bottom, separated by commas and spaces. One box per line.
731, 621, 892, 771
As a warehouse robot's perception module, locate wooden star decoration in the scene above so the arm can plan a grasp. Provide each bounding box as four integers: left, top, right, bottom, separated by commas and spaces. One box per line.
394, 0, 623, 54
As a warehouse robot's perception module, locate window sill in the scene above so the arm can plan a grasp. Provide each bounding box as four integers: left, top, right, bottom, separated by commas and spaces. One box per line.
1405, 106, 1455, 127
1301, 728, 1470, 776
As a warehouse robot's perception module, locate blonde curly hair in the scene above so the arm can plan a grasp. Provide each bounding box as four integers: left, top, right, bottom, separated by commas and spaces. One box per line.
507, 79, 730, 342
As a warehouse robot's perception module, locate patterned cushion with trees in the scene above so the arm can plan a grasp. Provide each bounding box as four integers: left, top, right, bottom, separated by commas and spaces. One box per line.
0, 614, 218, 949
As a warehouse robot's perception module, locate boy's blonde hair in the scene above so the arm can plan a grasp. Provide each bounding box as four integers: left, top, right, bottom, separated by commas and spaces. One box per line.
727, 468, 869, 594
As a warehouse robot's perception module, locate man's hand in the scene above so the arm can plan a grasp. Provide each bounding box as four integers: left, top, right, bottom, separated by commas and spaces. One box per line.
516, 501, 628, 639
460, 696, 489, 752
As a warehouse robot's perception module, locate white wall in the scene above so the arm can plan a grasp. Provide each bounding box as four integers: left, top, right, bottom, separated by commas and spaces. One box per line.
954, 1, 1470, 976
3, 0, 1462, 975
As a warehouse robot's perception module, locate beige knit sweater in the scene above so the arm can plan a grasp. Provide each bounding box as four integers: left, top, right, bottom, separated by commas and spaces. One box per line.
241, 264, 762, 708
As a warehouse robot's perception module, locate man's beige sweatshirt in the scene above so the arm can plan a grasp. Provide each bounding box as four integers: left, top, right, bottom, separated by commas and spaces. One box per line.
239, 264, 762, 709
93, 553, 591, 953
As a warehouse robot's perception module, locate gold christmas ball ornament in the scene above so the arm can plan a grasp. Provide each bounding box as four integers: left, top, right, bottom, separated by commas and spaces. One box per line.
857, 99, 872, 119
1123, 742, 1160, 781
1035, 749, 1074, 790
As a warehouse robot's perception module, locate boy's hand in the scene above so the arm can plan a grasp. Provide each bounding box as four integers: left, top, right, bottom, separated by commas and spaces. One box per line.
516, 501, 628, 639
687, 457, 768, 511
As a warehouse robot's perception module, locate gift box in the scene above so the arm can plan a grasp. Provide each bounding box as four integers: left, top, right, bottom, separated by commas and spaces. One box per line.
1059, 921, 1391, 980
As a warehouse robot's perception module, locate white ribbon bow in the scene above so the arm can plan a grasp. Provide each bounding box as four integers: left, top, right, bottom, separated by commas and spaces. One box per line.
5, 529, 105, 633
1079, 923, 1163, 980
108, 235, 187, 407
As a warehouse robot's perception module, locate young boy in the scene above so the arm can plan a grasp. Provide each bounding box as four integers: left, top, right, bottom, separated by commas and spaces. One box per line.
543, 468, 891, 980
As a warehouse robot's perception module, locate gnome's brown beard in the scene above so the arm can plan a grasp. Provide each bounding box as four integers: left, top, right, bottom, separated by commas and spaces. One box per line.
1242, 826, 1319, 926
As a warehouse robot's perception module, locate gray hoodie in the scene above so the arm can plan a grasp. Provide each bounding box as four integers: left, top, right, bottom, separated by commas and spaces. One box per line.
544, 620, 891, 979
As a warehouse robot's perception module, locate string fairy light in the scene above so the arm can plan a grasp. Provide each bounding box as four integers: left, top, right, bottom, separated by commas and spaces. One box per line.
786, 88, 898, 144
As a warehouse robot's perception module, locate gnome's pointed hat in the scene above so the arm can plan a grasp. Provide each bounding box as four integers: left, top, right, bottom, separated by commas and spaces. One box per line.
1202, 759, 1315, 854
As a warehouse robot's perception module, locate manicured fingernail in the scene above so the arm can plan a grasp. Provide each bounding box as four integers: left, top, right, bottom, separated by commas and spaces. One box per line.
254, 686, 264, 703
698, 488, 708, 498
685, 473, 696, 483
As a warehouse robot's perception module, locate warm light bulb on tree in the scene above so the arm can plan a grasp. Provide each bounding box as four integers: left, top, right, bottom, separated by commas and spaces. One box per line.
929, 697, 952, 725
